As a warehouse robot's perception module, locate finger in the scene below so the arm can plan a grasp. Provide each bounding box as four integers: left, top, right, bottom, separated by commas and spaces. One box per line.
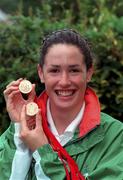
7, 89, 20, 100
6, 81, 16, 88
27, 118, 36, 130
6, 78, 23, 88
20, 105, 28, 131
4, 89, 21, 104
4, 86, 19, 96
35, 110, 43, 130
4, 83, 21, 101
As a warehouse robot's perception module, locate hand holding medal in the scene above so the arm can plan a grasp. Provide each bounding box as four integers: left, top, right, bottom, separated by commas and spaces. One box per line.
19, 79, 39, 116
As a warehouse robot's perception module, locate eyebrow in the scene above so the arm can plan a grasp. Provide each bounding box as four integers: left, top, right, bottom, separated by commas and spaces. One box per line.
69, 65, 81, 68
49, 65, 60, 68
49, 64, 81, 68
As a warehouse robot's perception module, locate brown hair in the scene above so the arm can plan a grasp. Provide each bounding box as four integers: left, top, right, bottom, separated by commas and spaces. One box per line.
40, 29, 93, 70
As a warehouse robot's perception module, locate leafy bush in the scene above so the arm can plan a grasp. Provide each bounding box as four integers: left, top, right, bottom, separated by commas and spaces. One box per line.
0, 1, 123, 134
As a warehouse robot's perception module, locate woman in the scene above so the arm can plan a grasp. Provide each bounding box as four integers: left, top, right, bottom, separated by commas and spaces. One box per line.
1, 29, 123, 180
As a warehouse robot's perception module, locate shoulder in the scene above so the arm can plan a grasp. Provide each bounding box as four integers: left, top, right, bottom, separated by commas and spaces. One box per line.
88, 113, 123, 179
100, 112, 123, 137
101, 112, 123, 126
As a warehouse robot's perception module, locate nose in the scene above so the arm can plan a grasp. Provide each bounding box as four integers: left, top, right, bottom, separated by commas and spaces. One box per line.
59, 72, 71, 87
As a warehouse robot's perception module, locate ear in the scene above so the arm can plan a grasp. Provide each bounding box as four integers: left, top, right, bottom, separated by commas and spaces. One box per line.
37, 64, 45, 83
86, 66, 94, 83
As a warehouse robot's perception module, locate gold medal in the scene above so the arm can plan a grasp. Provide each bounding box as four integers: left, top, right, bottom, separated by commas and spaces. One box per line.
19, 80, 32, 94
26, 102, 39, 116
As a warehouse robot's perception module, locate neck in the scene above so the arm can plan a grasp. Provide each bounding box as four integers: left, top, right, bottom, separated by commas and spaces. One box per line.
49, 103, 84, 134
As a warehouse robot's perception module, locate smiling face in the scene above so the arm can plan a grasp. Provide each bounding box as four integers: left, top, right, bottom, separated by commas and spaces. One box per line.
38, 44, 93, 113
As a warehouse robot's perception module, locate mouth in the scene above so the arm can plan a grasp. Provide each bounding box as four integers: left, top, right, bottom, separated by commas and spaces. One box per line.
55, 90, 75, 97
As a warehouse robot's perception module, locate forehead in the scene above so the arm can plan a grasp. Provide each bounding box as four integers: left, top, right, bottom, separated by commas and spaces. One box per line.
44, 44, 84, 65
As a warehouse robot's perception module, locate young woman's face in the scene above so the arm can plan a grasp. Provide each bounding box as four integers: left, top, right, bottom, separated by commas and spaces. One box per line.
38, 44, 93, 111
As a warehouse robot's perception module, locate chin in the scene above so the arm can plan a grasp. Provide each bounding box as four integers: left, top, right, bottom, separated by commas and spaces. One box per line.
56, 101, 77, 110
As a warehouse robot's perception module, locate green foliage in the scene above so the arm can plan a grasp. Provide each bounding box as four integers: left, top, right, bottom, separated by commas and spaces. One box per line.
0, 0, 123, 134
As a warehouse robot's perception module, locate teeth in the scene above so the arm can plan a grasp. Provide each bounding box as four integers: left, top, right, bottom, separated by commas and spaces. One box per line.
56, 90, 74, 96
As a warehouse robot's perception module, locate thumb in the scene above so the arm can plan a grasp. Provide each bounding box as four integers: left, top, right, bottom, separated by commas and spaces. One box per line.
35, 110, 43, 130
20, 105, 28, 131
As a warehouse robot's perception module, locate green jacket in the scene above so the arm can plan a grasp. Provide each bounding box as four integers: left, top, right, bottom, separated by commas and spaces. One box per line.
0, 88, 123, 180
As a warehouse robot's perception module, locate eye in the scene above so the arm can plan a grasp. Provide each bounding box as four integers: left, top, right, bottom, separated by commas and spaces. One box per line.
70, 68, 81, 73
49, 68, 60, 73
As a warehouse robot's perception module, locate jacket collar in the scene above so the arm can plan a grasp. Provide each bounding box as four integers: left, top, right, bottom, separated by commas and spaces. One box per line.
36, 87, 100, 138
79, 87, 100, 137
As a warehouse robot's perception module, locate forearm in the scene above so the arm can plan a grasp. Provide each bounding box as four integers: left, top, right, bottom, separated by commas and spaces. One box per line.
0, 122, 32, 180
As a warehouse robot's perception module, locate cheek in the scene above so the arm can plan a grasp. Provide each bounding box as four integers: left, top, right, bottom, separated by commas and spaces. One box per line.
72, 75, 87, 84
44, 78, 57, 90
44, 73, 60, 84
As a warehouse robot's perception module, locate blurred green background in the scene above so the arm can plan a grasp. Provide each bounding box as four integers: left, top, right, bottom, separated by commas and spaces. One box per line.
0, 0, 123, 134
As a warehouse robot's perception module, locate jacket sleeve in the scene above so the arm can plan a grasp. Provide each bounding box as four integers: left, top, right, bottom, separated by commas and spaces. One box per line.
33, 144, 66, 180
0, 122, 32, 180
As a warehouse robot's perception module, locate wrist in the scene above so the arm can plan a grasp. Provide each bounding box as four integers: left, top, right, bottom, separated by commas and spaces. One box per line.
31, 136, 48, 152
